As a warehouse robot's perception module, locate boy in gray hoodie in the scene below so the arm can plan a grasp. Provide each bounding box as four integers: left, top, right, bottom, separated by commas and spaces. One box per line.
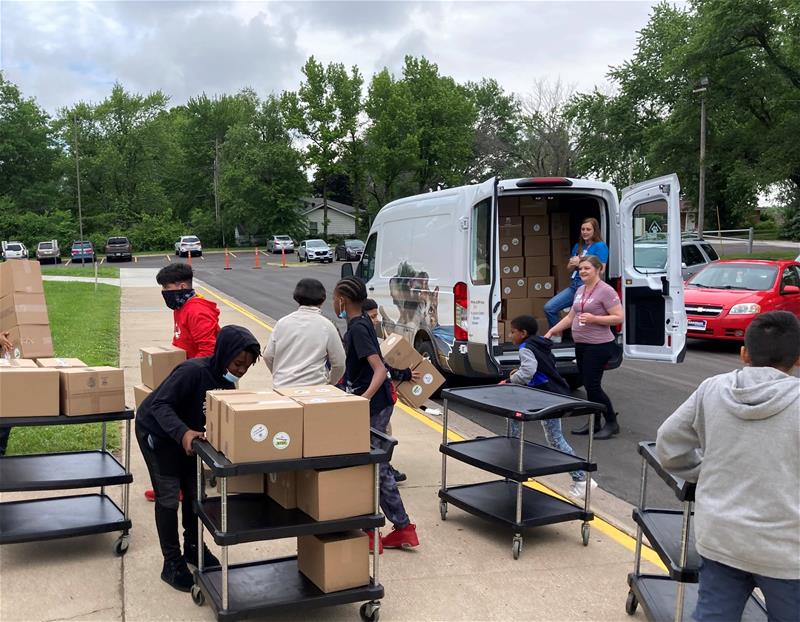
656, 311, 800, 622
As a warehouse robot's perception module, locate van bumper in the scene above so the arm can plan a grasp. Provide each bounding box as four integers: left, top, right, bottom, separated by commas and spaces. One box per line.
446, 341, 502, 379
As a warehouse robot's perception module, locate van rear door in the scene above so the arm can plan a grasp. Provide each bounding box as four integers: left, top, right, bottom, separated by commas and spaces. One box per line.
620, 174, 686, 362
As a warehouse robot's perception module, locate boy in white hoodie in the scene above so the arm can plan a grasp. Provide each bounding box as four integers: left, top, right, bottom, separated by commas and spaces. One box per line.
656, 311, 800, 622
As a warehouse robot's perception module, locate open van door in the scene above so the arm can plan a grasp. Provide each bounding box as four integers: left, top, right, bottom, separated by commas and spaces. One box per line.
620, 174, 686, 363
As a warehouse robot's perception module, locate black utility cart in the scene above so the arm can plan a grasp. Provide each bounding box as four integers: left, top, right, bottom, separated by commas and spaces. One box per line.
0, 409, 133, 555
191, 429, 397, 622
438, 384, 601, 560
626, 442, 767, 622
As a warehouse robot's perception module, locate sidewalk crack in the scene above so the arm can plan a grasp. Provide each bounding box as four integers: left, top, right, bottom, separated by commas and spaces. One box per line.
44, 606, 118, 622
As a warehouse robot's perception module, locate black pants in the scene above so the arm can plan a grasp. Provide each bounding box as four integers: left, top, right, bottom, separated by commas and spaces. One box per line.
0, 426, 10, 456
575, 341, 617, 424
135, 425, 198, 562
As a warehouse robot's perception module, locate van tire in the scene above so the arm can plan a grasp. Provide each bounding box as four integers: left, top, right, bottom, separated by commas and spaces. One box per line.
415, 339, 447, 399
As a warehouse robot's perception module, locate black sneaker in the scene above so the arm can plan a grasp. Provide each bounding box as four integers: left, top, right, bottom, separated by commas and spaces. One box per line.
184, 542, 220, 568
393, 469, 408, 483
161, 558, 194, 592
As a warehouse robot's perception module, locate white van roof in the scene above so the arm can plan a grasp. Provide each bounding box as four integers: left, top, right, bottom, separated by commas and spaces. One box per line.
498, 176, 617, 195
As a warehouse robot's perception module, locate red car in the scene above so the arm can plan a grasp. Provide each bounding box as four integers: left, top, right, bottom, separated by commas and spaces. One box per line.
684, 259, 800, 340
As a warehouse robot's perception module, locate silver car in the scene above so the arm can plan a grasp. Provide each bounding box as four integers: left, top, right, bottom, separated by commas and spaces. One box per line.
36, 240, 61, 264
634, 239, 719, 279
267, 235, 295, 254
1, 241, 28, 260
175, 235, 202, 257
298, 239, 333, 263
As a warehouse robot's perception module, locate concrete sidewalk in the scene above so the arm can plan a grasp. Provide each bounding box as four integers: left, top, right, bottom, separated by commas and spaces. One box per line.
0, 269, 660, 621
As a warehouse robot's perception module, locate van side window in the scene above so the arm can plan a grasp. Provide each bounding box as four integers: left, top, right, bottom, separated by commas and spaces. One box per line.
700, 243, 719, 261
361, 233, 377, 281
471, 198, 491, 285
682, 244, 704, 266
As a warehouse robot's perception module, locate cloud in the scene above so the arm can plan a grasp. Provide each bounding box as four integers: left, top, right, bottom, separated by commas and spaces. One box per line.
2, 0, 660, 112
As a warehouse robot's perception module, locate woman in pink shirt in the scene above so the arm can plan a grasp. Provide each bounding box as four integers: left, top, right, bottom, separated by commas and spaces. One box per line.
545, 255, 624, 439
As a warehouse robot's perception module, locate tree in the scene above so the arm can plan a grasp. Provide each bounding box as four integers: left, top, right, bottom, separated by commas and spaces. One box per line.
282, 57, 363, 238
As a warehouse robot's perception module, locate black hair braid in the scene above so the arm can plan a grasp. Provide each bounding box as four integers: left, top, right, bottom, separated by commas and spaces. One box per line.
335, 276, 367, 303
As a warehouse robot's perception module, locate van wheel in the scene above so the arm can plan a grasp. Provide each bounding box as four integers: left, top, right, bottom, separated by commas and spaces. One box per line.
416, 339, 447, 399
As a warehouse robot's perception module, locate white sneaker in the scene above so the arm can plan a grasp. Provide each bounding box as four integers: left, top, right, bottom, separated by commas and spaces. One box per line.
569, 479, 598, 499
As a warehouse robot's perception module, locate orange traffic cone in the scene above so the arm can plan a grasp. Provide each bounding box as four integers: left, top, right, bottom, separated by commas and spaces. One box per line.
253, 247, 261, 269
224, 248, 232, 271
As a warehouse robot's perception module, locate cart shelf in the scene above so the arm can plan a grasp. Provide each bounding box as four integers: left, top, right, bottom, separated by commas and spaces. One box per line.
440, 480, 592, 529
440, 437, 596, 481
0, 450, 131, 492
627, 574, 767, 622
0, 409, 134, 427
0, 493, 131, 545
442, 384, 605, 420
638, 442, 695, 502
196, 494, 384, 546
194, 557, 384, 622
632, 508, 699, 582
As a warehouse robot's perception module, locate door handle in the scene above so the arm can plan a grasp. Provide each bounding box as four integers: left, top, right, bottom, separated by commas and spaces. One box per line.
660, 276, 669, 296
368, 287, 375, 291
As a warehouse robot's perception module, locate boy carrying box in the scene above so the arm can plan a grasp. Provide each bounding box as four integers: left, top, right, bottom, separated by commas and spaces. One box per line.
656, 311, 800, 621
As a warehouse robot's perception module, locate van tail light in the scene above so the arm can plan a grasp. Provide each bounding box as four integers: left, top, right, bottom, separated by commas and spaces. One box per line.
614, 277, 623, 333
454, 281, 469, 341
515, 177, 573, 188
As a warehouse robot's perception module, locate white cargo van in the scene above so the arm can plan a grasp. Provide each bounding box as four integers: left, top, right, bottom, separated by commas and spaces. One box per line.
343, 175, 687, 382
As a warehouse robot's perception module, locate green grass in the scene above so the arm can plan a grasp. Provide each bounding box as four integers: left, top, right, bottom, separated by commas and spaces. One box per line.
718, 250, 798, 260
7, 281, 122, 456
41, 265, 120, 278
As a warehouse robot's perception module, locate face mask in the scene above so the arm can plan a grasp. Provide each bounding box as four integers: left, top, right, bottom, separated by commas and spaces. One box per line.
162, 288, 195, 311
338, 309, 348, 319
223, 370, 240, 385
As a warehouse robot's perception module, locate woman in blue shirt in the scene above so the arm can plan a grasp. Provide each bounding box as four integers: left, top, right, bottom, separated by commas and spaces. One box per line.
544, 218, 609, 328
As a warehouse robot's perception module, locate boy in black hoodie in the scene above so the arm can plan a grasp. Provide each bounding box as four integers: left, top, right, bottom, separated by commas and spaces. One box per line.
507, 316, 595, 499
136, 325, 261, 592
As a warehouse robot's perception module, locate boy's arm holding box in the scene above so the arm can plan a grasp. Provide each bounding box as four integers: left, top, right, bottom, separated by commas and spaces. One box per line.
656, 383, 706, 483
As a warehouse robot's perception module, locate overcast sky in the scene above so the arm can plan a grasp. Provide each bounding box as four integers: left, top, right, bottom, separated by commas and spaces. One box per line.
2, 1, 665, 113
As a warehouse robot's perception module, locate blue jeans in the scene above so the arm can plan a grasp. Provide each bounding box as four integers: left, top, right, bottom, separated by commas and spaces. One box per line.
509, 417, 585, 482
544, 283, 579, 327
694, 556, 800, 622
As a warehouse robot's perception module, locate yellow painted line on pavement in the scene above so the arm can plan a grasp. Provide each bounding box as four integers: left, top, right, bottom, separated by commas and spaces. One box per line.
198, 287, 665, 571
228, 251, 238, 259
165, 255, 172, 262
65, 259, 72, 266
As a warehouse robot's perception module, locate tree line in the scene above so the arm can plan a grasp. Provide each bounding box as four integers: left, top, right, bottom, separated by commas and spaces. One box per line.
1, 0, 797, 252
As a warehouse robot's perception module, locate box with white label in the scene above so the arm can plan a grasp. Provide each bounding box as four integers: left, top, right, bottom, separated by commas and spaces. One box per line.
218, 399, 303, 463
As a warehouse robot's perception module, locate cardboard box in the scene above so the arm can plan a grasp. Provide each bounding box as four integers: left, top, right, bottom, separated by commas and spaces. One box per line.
499, 224, 523, 238
219, 399, 304, 462
218, 473, 265, 494
525, 257, 551, 277
6, 324, 54, 359
267, 471, 298, 509
499, 235, 523, 258
550, 212, 570, 238
528, 277, 556, 298
35, 358, 87, 368
498, 196, 519, 217
274, 385, 345, 398
551, 237, 572, 260
535, 317, 549, 336
0, 260, 44, 298
380, 333, 422, 371
205, 389, 263, 448
0, 292, 49, 329
501, 277, 528, 299
0, 358, 38, 368
497, 321, 506, 343
499, 216, 522, 227
139, 346, 186, 390
523, 215, 549, 236
503, 298, 546, 321
133, 384, 152, 410
0, 368, 60, 417
396, 358, 445, 408
292, 394, 370, 457
296, 465, 374, 520
297, 531, 369, 594
553, 264, 573, 291
59, 366, 126, 416
518, 196, 549, 216
499, 257, 524, 278
524, 236, 550, 257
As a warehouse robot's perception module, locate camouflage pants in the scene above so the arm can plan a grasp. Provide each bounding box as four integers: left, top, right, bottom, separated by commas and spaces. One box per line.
372, 405, 410, 528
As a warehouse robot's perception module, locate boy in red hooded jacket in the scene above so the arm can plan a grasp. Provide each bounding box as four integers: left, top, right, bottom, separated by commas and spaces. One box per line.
143, 263, 221, 501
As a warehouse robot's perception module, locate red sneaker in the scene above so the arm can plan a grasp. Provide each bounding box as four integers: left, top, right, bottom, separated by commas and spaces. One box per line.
382, 523, 419, 549
367, 530, 383, 555
144, 489, 183, 502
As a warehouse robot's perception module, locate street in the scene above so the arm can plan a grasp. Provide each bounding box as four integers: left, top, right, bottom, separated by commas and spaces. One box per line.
102, 251, 744, 509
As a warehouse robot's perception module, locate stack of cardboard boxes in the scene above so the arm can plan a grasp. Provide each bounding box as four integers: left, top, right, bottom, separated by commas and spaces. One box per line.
133, 346, 187, 409
0, 260, 54, 358
379, 334, 445, 408
498, 196, 571, 342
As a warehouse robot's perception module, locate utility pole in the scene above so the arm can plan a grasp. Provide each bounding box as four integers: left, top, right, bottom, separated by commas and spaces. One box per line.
693, 77, 709, 240
73, 114, 85, 268
213, 138, 225, 247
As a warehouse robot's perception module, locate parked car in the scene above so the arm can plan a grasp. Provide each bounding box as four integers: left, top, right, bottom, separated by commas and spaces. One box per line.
174, 235, 202, 257
298, 239, 333, 263
36, 240, 61, 264
335, 239, 365, 262
684, 259, 800, 340
267, 235, 295, 254
633, 238, 719, 279
105, 236, 132, 262
70, 240, 96, 263
2, 241, 28, 260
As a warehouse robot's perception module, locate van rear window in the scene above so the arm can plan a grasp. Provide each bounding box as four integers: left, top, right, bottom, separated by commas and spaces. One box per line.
471, 198, 491, 285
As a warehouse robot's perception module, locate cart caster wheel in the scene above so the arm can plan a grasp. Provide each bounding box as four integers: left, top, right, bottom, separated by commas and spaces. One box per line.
625, 591, 638, 615
581, 523, 590, 546
439, 501, 447, 521
191, 585, 205, 606
360, 601, 380, 622
113, 536, 129, 556
512, 537, 522, 560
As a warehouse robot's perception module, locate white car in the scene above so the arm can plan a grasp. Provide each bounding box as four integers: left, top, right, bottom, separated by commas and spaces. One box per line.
267, 235, 295, 254
634, 239, 719, 279
174, 236, 202, 257
298, 239, 333, 263
1, 241, 28, 260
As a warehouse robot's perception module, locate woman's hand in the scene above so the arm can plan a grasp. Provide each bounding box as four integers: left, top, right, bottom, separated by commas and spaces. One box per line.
578, 313, 596, 325
567, 255, 580, 268
543, 330, 556, 339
